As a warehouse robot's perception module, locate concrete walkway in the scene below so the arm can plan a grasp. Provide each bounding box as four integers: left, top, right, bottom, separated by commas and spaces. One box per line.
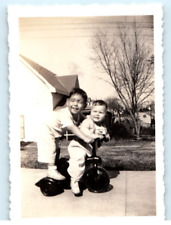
21, 168, 156, 218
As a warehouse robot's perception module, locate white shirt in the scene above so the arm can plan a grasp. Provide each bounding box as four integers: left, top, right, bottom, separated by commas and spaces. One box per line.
47, 107, 81, 138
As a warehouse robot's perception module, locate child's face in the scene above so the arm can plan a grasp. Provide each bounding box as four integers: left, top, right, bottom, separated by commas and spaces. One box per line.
90, 105, 106, 123
67, 93, 86, 115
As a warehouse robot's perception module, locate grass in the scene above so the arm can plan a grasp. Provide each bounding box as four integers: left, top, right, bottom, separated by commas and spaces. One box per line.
20, 138, 155, 171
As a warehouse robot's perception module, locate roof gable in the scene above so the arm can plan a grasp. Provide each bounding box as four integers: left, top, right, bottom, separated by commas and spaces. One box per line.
58, 75, 79, 93
20, 55, 69, 96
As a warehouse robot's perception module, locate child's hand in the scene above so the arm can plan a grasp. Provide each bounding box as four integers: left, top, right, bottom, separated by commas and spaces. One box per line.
103, 133, 110, 142
94, 134, 104, 140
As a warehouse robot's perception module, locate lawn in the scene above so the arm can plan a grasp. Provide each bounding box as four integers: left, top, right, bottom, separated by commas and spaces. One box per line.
20, 138, 155, 171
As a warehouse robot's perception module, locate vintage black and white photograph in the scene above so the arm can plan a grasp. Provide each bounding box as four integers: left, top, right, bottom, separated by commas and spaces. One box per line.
8, 4, 164, 221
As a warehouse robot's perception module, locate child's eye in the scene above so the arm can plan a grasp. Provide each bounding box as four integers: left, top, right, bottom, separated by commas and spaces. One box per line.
70, 98, 83, 104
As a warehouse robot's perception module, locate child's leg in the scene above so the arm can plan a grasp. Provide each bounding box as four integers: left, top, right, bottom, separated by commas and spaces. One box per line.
68, 144, 87, 195
37, 124, 65, 180
47, 138, 65, 180
37, 123, 56, 163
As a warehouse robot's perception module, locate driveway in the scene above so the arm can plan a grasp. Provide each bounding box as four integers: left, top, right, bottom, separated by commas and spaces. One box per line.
20, 168, 156, 218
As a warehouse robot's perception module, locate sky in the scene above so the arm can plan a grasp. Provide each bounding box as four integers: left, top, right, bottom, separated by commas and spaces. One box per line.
19, 15, 153, 100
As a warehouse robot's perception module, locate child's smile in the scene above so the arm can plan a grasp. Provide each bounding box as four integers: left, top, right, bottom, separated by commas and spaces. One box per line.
67, 94, 85, 115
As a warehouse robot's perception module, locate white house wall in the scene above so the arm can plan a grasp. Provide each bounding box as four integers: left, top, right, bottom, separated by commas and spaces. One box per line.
18, 61, 54, 141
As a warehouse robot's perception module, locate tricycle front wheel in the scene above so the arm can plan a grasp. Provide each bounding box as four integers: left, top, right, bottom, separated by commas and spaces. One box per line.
83, 166, 110, 193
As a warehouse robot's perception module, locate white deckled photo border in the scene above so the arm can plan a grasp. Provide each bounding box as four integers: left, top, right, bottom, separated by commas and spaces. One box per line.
8, 3, 164, 223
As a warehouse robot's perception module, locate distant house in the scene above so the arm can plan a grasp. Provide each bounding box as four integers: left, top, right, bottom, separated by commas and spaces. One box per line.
114, 111, 152, 129
139, 112, 152, 128
18, 55, 79, 141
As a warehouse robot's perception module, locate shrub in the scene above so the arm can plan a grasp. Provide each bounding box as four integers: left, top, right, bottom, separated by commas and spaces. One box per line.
140, 127, 155, 136
111, 123, 132, 139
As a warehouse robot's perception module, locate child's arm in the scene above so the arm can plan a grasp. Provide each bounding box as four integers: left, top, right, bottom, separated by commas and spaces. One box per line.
67, 123, 100, 143
67, 118, 104, 143
102, 126, 110, 142
79, 119, 104, 140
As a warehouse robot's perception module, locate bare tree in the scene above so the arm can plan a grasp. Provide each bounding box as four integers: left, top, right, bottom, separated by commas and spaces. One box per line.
105, 97, 123, 123
90, 21, 154, 139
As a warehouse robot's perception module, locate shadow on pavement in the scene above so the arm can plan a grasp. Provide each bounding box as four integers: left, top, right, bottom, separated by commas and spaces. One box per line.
105, 168, 120, 179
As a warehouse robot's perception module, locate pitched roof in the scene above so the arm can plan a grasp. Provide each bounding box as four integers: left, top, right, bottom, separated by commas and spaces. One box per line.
20, 55, 70, 96
58, 75, 79, 93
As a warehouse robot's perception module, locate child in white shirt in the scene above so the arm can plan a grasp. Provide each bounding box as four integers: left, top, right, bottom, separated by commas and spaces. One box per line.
37, 88, 101, 180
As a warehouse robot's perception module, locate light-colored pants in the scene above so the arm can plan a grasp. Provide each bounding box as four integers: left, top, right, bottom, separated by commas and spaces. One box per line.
67, 140, 88, 182
37, 124, 60, 164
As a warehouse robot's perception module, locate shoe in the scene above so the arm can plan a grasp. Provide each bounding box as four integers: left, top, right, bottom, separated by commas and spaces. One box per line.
47, 166, 65, 180
71, 180, 81, 196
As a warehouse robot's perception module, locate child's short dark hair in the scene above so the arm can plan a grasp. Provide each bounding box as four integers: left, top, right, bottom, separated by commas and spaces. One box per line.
69, 88, 88, 104
92, 100, 108, 110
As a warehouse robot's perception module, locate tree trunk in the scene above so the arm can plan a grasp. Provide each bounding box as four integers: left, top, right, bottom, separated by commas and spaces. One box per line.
130, 112, 141, 140
135, 123, 141, 140
133, 117, 141, 139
